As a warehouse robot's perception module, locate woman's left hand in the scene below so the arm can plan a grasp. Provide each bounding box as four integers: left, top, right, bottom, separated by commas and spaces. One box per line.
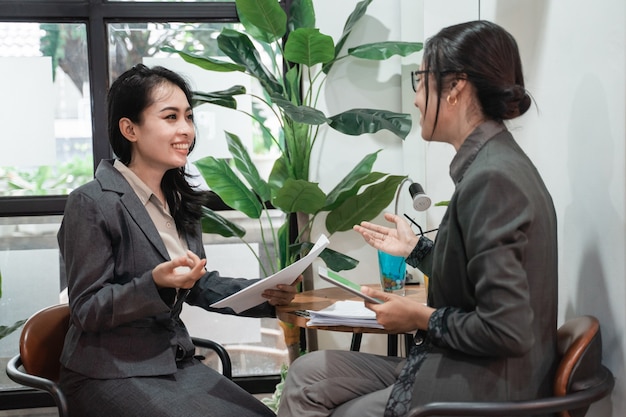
262, 276, 302, 306
361, 286, 435, 333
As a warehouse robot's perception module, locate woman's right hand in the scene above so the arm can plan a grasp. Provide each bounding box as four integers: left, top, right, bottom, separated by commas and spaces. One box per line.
152, 250, 207, 289
353, 212, 419, 258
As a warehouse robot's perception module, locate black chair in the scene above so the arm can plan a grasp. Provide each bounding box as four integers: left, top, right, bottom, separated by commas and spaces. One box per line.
408, 315, 614, 417
5, 304, 232, 417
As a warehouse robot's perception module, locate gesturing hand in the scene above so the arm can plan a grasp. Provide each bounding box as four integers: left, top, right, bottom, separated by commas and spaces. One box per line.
353, 212, 419, 258
152, 250, 207, 289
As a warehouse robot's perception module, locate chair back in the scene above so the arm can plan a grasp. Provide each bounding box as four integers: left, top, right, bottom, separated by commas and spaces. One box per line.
407, 315, 613, 417
19, 304, 70, 382
555, 315, 605, 417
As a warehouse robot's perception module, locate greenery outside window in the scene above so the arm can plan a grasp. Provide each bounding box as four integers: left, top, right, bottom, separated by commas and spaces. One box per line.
0, 22, 92, 197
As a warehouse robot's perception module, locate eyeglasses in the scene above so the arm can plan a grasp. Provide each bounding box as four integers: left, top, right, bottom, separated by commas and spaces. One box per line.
410, 70, 429, 92
410, 69, 463, 92
403, 214, 438, 236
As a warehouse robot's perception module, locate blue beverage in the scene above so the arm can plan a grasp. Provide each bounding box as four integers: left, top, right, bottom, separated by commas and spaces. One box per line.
377, 250, 406, 295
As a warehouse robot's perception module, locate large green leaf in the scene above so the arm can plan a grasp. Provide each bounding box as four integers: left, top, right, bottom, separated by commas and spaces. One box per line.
218, 29, 284, 96
326, 174, 406, 233
324, 151, 380, 209
192, 85, 246, 110
0, 320, 26, 340
322, 0, 373, 74
319, 247, 359, 272
284, 66, 301, 104
225, 131, 271, 202
288, 0, 316, 31
194, 156, 263, 219
272, 179, 326, 214
162, 47, 245, 72
272, 95, 329, 125
236, 0, 286, 44
329, 109, 412, 140
347, 41, 423, 60
201, 207, 246, 238
282, 120, 310, 181
268, 155, 290, 194
284, 28, 335, 66
299, 242, 358, 272
277, 220, 291, 270
325, 171, 387, 211
238, 12, 275, 45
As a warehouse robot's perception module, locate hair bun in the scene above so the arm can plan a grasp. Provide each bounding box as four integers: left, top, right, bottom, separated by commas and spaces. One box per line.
501, 85, 531, 119
517, 92, 532, 116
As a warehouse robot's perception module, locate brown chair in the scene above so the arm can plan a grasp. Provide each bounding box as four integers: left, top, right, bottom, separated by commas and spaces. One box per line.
407, 315, 614, 417
5, 304, 233, 417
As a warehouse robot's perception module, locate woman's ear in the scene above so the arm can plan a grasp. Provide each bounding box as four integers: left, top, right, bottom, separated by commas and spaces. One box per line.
119, 118, 137, 142
450, 78, 467, 94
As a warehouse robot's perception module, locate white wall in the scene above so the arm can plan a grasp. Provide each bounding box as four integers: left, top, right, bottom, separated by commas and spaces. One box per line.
481, 2, 625, 415
310, 0, 411, 354
313, 0, 626, 415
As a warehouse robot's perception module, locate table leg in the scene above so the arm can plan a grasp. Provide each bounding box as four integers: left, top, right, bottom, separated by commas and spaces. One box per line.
404, 332, 413, 354
387, 335, 398, 356
350, 333, 362, 351
350, 334, 411, 356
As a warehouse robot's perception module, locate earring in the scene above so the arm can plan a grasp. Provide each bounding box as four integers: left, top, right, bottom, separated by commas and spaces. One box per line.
446, 95, 458, 106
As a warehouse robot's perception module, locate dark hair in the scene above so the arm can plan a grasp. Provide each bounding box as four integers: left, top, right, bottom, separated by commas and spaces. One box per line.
422, 20, 531, 131
107, 64, 207, 237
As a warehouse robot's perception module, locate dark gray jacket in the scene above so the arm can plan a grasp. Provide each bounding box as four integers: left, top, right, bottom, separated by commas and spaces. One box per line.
412, 121, 558, 406
58, 159, 273, 379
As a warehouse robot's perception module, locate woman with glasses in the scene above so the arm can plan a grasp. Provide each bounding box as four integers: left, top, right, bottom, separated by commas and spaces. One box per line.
277, 20, 557, 417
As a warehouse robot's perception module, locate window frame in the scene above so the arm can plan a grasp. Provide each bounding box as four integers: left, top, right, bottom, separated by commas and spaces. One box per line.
0, 0, 250, 216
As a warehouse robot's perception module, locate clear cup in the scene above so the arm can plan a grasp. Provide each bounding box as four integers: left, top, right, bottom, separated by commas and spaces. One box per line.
377, 250, 407, 296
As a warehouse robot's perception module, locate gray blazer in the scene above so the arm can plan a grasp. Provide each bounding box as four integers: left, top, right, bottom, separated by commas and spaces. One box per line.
412, 122, 558, 406
58, 160, 273, 379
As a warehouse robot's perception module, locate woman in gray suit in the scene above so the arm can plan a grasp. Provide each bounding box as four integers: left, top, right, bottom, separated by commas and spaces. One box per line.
57, 64, 297, 416
277, 20, 558, 417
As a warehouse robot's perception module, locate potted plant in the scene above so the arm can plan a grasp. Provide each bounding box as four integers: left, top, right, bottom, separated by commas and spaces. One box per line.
165, 0, 421, 361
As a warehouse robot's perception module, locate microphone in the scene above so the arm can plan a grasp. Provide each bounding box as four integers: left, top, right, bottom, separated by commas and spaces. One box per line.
408, 182, 431, 212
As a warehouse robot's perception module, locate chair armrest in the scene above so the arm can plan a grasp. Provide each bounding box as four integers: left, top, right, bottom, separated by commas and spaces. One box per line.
192, 337, 232, 379
5, 355, 69, 416
407, 367, 614, 417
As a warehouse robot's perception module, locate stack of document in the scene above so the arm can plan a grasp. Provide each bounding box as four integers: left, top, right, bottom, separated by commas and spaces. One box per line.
307, 300, 383, 329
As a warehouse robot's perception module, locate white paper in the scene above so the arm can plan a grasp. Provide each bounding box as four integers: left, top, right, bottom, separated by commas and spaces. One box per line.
210, 234, 330, 313
306, 300, 383, 329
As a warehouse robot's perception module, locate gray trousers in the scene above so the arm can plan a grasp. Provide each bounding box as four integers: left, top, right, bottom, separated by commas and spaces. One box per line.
60, 359, 274, 417
277, 350, 405, 417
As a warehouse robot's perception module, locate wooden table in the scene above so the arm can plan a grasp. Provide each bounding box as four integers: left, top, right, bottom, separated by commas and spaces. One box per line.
276, 284, 427, 356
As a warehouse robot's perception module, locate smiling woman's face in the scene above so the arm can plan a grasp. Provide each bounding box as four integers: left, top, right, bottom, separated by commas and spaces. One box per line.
123, 82, 195, 176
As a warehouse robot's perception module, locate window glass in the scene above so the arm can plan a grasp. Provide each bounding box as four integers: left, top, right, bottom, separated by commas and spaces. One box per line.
0, 215, 64, 392
0, 23, 93, 197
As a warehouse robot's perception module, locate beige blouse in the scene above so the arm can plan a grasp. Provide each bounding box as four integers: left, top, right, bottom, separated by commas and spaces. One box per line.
113, 160, 190, 273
